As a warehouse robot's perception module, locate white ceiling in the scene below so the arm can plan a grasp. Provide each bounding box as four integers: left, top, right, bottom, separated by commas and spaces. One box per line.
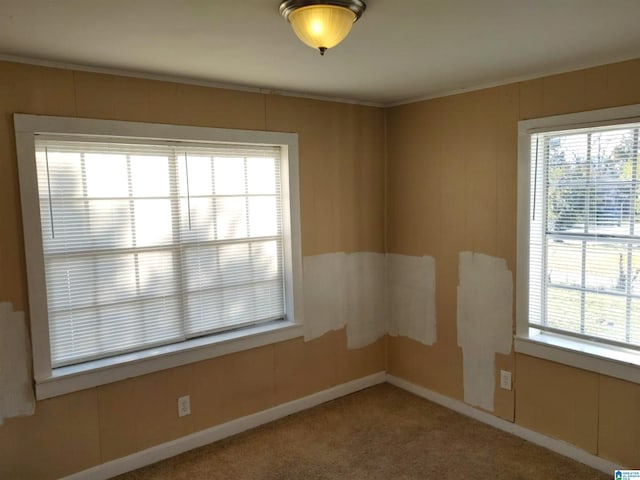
0, 0, 639, 105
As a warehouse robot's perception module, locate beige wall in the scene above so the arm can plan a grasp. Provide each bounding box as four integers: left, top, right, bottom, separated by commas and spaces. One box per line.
2, 57, 640, 477
386, 58, 640, 467
0, 61, 386, 479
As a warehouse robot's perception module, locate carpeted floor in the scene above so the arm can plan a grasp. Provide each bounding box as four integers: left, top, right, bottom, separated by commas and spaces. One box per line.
114, 383, 609, 479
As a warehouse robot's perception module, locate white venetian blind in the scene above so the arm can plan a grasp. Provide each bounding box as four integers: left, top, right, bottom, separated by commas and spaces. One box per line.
35, 136, 284, 368
529, 122, 640, 349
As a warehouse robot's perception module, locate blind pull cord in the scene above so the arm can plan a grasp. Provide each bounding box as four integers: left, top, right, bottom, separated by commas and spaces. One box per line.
44, 146, 55, 238
532, 136, 539, 221
184, 152, 192, 231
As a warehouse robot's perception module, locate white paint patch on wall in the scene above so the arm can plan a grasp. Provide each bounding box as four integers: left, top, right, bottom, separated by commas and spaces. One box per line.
345, 253, 387, 349
303, 253, 348, 341
457, 252, 513, 412
0, 302, 35, 424
387, 254, 437, 346
302, 252, 386, 348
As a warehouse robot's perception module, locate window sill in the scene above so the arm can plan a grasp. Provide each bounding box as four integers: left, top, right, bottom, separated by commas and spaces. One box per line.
36, 320, 303, 400
514, 330, 640, 384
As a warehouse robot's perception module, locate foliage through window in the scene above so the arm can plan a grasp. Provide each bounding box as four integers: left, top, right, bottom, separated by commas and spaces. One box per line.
529, 121, 640, 349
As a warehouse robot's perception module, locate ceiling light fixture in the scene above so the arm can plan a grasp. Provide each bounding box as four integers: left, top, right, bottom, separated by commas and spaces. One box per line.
279, 0, 366, 56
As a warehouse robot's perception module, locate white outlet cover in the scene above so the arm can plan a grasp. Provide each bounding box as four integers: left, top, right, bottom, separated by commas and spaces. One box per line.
178, 395, 191, 417
500, 370, 512, 391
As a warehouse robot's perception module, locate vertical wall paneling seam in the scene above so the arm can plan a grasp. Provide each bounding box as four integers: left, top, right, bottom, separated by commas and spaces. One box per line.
463, 102, 468, 249
517, 81, 528, 121
384, 335, 389, 372
494, 94, 499, 263
513, 354, 519, 425
383, 110, 389, 254
188, 364, 195, 435
271, 344, 278, 404
605, 66, 610, 105
542, 80, 546, 119
72, 70, 79, 117
96, 386, 105, 463
595, 374, 601, 455
263, 93, 268, 131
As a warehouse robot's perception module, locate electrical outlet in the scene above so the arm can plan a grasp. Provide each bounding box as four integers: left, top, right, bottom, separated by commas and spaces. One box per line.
500, 370, 512, 390
178, 395, 191, 417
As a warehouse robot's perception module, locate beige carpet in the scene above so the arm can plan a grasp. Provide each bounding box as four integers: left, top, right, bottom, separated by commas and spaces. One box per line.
114, 383, 609, 479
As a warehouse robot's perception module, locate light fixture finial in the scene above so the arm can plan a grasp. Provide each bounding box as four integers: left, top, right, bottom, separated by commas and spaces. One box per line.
279, 0, 367, 55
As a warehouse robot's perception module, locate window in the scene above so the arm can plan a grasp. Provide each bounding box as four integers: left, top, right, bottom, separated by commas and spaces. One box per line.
15, 115, 303, 398
516, 105, 640, 383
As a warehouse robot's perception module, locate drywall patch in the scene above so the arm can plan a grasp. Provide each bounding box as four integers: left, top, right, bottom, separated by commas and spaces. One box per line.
387, 254, 437, 346
457, 252, 513, 412
0, 302, 35, 424
303, 252, 386, 348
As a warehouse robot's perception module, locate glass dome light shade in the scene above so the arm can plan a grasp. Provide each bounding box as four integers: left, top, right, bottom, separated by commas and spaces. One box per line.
288, 5, 356, 52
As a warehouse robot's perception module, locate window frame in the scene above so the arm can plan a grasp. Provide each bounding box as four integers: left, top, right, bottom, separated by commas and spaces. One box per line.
516, 104, 640, 384
15, 114, 304, 399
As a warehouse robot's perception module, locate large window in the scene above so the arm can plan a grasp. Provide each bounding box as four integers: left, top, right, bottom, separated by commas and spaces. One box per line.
517, 105, 640, 383
16, 115, 303, 398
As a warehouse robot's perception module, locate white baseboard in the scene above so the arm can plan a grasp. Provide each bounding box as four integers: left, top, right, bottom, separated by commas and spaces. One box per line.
62, 371, 386, 480
386, 374, 622, 475
63, 371, 623, 479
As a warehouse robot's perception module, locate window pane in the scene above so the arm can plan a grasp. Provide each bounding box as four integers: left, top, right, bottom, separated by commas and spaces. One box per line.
548, 183, 639, 235
46, 251, 178, 310
181, 240, 281, 293
46, 249, 181, 366
182, 245, 220, 291
584, 243, 634, 292
85, 154, 128, 198
37, 150, 83, 197
218, 242, 252, 283
180, 155, 213, 196
215, 197, 247, 240
184, 280, 284, 336
547, 239, 582, 288
137, 251, 180, 296
631, 299, 640, 346
131, 155, 170, 197
545, 287, 581, 333
247, 157, 276, 194
248, 197, 278, 237
46, 254, 137, 310
183, 239, 284, 336
583, 292, 627, 343
181, 197, 215, 242
214, 157, 245, 195
44, 199, 134, 254
546, 129, 639, 236
134, 199, 173, 247
50, 297, 183, 367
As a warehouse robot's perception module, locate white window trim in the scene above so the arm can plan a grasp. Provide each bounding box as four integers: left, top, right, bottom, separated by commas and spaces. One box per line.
516, 104, 640, 384
14, 114, 304, 399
